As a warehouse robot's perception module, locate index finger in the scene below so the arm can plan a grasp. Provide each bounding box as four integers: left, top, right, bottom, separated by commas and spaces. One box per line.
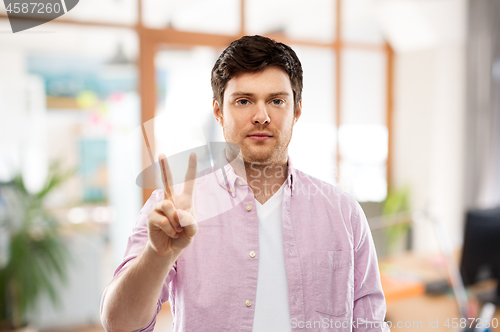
159, 153, 175, 204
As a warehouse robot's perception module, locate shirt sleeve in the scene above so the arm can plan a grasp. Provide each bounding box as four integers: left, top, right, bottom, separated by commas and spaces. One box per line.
100, 189, 177, 332
352, 199, 391, 332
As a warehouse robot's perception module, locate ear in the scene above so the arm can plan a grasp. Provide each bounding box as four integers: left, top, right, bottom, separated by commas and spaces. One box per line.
293, 100, 302, 125
213, 100, 223, 126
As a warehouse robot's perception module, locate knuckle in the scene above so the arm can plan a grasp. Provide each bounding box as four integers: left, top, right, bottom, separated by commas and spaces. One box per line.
158, 216, 170, 227
155, 200, 173, 212
169, 217, 179, 227
162, 200, 173, 209
147, 210, 160, 222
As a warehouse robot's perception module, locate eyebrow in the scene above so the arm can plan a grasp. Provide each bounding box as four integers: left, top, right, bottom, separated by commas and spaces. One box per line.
230, 91, 290, 98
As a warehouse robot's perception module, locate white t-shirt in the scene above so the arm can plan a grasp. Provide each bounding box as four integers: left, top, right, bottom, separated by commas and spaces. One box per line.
252, 182, 292, 332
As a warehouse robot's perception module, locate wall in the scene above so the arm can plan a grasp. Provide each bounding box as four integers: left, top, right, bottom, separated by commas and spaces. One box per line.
390, 0, 467, 252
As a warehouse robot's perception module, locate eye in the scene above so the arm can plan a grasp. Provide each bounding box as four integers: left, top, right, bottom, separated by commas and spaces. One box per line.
271, 99, 284, 106
237, 99, 250, 105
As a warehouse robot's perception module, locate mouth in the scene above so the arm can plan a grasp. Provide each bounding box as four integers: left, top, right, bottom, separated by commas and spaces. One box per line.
247, 132, 273, 141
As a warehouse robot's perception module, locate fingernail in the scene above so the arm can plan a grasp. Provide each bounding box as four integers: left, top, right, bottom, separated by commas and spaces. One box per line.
176, 226, 183, 231
177, 210, 184, 221
173, 232, 179, 238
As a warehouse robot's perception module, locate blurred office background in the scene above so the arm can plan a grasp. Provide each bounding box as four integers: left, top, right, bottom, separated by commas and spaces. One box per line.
0, 0, 499, 331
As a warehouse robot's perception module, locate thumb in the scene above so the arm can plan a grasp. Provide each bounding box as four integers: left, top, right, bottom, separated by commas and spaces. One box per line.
176, 209, 198, 239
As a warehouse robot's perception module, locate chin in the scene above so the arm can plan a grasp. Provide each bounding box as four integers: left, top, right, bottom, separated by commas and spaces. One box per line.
246, 152, 281, 165
240, 141, 284, 163
240, 150, 271, 164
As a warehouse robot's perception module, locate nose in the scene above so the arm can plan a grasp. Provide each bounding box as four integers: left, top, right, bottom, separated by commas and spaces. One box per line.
252, 102, 270, 124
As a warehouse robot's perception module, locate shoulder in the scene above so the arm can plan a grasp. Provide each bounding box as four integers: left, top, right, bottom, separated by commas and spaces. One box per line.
138, 189, 164, 217
149, 189, 165, 204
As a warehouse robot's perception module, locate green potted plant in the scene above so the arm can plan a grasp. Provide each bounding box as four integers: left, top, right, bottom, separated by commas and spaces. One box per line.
0, 163, 73, 331
383, 184, 412, 254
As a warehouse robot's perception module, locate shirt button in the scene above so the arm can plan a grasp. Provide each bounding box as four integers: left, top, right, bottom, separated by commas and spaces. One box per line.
229, 187, 233, 193
249, 251, 256, 258
238, 180, 244, 186
292, 185, 295, 191
246, 204, 252, 211
245, 300, 252, 307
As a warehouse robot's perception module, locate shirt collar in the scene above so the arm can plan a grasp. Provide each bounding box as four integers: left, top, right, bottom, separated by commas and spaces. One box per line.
213, 150, 295, 197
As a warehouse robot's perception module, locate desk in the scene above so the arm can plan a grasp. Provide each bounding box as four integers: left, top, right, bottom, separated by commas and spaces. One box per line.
386, 284, 500, 332
380, 252, 500, 331
380, 251, 449, 302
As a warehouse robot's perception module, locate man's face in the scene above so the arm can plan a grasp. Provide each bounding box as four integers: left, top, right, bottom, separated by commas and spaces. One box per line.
213, 66, 302, 165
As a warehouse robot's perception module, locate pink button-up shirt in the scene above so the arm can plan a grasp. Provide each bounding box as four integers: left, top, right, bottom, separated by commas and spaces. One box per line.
102, 155, 389, 332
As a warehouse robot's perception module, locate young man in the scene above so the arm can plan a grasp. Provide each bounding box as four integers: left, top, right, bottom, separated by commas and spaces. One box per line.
100, 35, 390, 332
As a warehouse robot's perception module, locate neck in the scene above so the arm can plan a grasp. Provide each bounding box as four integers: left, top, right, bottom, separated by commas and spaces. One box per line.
228, 156, 288, 205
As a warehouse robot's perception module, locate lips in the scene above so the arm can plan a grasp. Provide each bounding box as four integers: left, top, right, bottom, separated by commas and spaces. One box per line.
247, 132, 273, 141
247, 132, 272, 137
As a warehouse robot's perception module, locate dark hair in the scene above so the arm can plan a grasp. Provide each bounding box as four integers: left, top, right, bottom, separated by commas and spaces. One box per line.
211, 35, 303, 113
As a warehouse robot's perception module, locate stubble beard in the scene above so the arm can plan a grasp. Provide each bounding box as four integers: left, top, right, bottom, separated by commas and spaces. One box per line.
223, 125, 294, 167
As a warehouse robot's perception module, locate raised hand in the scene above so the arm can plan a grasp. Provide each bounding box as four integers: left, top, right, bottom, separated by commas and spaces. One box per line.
147, 152, 198, 255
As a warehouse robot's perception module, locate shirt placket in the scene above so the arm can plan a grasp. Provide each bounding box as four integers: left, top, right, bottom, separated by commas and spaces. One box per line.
282, 181, 307, 331
240, 188, 259, 331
